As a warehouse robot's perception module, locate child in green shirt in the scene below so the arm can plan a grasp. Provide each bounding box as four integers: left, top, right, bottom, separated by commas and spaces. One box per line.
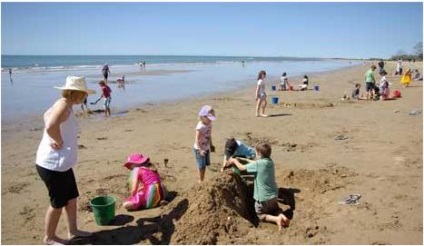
226, 142, 290, 231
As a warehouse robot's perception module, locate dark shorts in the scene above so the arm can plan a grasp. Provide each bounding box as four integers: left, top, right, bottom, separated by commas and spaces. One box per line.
36, 165, 79, 208
193, 148, 210, 169
254, 197, 281, 219
102, 71, 108, 80
365, 82, 375, 92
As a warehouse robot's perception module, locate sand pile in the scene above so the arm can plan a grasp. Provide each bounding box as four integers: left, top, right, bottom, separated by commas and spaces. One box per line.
168, 172, 256, 244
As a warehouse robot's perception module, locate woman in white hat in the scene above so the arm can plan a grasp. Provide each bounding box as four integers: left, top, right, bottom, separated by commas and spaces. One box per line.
35, 76, 95, 244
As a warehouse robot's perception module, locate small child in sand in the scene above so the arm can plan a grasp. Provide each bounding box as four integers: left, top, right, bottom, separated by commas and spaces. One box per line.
401, 68, 412, 87
279, 72, 291, 91
122, 153, 168, 211
92, 80, 112, 116
379, 70, 390, 101
351, 83, 366, 100
193, 105, 216, 183
117, 75, 125, 88
226, 142, 290, 231
221, 138, 256, 172
298, 75, 309, 91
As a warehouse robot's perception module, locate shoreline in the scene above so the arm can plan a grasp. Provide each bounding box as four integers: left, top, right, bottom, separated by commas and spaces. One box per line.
1, 61, 422, 244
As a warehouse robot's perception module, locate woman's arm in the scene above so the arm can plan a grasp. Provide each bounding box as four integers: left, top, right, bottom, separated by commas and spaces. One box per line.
255, 84, 260, 100
45, 100, 69, 149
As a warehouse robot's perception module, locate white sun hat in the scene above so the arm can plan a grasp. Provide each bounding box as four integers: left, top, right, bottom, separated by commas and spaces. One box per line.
54, 76, 96, 94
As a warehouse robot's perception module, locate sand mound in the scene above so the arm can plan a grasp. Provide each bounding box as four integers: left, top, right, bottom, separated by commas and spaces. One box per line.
169, 173, 256, 244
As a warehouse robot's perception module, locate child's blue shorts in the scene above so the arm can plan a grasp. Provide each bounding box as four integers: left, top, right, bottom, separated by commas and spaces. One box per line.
193, 148, 210, 169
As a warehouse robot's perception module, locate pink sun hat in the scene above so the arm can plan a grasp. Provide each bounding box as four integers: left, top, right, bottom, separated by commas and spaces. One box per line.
123, 153, 150, 169
198, 105, 216, 121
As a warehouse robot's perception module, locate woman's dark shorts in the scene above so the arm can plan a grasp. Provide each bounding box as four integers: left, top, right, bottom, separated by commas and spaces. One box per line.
36, 165, 79, 208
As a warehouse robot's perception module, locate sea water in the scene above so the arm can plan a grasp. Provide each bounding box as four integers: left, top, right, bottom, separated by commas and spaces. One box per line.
1, 55, 358, 123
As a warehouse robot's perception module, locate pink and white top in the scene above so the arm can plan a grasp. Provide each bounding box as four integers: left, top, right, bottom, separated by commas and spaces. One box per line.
193, 121, 212, 151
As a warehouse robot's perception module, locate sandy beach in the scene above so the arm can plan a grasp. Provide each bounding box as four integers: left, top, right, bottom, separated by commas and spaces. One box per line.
1, 61, 422, 244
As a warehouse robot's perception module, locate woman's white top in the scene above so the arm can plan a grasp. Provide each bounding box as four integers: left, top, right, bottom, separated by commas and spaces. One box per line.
36, 107, 78, 172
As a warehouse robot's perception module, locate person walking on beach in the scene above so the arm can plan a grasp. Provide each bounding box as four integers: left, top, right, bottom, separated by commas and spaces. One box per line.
193, 105, 216, 183
9, 68, 12, 78
35, 76, 95, 244
102, 63, 111, 82
95, 80, 112, 117
364, 65, 377, 100
255, 70, 269, 117
225, 142, 291, 231
395, 59, 403, 76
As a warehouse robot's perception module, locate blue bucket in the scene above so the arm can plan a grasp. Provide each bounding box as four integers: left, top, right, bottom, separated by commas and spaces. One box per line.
271, 85, 276, 91
271, 97, 279, 104
314, 85, 320, 91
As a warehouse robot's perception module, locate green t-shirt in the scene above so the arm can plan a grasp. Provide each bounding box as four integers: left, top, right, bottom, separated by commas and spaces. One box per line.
365, 69, 375, 83
245, 158, 278, 202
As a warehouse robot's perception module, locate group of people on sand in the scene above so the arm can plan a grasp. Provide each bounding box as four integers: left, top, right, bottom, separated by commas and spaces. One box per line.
255, 70, 311, 117
352, 62, 421, 102
192, 104, 291, 231
34, 70, 294, 243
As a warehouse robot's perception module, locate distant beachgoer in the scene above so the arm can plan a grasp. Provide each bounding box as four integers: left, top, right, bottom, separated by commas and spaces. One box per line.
256, 70, 268, 117
395, 59, 403, 76
400, 68, 412, 87
193, 105, 216, 183
364, 65, 377, 100
298, 75, 309, 91
279, 72, 290, 91
221, 138, 256, 172
117, 75, 125, 88
226, 142, 290, 231
102, 63, 111, 82
35, 76, 95, 244
378, 59, 384, 73
143, 61, 146, 67
413, 69, 422, 81
9, 68, 12, 78
351, 83, 364, 100
379, 70, 390, 101
122, 153, 168, 211
92, 80, 112, 116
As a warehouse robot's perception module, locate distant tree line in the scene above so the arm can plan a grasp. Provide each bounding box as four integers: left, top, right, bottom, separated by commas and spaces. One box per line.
389, 42, 423, 61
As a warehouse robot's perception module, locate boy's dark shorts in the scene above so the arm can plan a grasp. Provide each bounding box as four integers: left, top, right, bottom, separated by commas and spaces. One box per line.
254, 197, 281, 220
36, 165, 79, 208
365, 82, 375, 92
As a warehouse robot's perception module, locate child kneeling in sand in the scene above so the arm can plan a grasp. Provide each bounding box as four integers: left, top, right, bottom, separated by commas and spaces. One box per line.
221, 137, 256, 172
123, 153, 168, 211
226, 142, 290, 231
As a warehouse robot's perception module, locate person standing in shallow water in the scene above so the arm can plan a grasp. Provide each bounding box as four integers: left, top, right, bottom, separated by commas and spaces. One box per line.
102, 63, 110, 82
35, 76, 95, 245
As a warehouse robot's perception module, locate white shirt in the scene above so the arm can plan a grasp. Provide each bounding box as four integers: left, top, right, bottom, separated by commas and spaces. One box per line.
36, 108, 79, 171
280, 76, 288, 86
257, 79, 266, 96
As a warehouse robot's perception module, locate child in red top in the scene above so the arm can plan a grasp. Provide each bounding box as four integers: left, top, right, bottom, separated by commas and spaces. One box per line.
98, 80, 112, 116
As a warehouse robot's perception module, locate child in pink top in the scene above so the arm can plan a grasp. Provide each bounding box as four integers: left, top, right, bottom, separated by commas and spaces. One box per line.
122, 153, 168, 211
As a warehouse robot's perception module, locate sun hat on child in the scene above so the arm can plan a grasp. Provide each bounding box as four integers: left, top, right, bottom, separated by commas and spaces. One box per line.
54, 76, 96, 94
198, 105, 216, 121
124, 153, 150, 169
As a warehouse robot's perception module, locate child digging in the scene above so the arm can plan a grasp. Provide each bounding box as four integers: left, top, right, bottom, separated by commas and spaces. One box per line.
226, 142, 290, 231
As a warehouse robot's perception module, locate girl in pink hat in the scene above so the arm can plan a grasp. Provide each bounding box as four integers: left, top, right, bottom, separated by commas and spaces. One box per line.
123, 153, 168, 211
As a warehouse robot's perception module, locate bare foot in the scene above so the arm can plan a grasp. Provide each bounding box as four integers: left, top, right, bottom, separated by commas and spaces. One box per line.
68, 229, 92, 239
44, 236, 68, 245
280, 214, 291, 227
123, 201, 136, 211
260, 114, 269, 118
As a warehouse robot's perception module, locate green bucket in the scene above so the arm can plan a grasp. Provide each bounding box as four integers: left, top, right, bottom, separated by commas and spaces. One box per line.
90, 196, 116, 225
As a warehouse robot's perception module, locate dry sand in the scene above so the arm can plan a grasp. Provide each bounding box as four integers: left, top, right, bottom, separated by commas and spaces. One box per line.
1, 61, 423, 244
